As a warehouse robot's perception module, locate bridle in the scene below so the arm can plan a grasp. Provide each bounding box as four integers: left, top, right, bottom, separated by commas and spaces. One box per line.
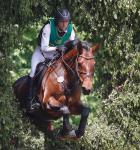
76, 54, 95, 80
59, 47, 95, 82
79, 55, 94, 60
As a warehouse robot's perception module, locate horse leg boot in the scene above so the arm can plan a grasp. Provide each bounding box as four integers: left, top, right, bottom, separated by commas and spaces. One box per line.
59, 106, 72, 137
62, 114, 71, 133
75, 106, 90, 138
26, 76, 40, 112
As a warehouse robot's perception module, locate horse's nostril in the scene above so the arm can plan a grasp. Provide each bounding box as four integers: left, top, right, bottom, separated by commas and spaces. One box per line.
82, 87, 91, 95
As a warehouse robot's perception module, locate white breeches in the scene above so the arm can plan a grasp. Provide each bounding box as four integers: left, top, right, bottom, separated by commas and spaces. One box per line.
29, 47, 45, 77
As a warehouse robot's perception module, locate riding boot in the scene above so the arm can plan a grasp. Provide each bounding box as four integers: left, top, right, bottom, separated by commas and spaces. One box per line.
26, 76, 40, 112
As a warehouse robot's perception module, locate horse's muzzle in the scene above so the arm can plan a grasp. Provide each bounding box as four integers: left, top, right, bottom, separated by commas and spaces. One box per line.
82, 79, 93, 95
82, 87, 92, 95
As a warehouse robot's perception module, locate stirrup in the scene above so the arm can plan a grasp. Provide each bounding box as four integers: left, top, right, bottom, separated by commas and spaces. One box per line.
31, 102, 40, 110
31, 97, 41, 110
26, 98, 40, 112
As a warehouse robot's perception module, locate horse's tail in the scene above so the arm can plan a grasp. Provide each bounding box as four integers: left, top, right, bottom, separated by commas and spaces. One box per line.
12, 75, 29, 105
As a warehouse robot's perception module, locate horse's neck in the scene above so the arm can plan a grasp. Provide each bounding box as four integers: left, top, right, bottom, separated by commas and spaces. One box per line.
43, 49, 79, 83
51, 57, 77, 84
54, 63, 65, 75
63, 48, 78, 61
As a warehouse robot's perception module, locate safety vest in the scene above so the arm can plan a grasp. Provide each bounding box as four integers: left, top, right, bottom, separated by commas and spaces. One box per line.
49, 18, 72, 46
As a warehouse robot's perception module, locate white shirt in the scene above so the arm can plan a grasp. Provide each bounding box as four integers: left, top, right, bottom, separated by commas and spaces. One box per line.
40, 23, 75, 52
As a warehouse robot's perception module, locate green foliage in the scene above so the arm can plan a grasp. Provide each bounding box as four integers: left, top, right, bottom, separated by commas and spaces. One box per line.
0, 0, 140, 149
84, 81, 140, 150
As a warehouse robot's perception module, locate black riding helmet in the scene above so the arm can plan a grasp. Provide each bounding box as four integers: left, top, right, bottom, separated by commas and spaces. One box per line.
54, 8, 71, 23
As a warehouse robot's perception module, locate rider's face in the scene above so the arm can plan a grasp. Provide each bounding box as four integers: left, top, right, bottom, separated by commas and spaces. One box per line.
57, 20, 69, 32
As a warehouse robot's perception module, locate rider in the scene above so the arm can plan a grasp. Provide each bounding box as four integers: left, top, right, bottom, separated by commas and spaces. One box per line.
27, 8, 76, 112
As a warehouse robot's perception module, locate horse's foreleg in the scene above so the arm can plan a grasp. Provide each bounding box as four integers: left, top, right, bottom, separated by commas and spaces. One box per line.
72, 103, 90, 138
60, 106, 71, 134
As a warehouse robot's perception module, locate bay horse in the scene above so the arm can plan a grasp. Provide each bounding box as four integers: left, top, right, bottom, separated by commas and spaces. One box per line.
13, 40, 99, 140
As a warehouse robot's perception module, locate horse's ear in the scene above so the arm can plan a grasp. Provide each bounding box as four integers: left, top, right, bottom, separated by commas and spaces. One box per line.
77, 41, 82, 54
91, 43, 100, 54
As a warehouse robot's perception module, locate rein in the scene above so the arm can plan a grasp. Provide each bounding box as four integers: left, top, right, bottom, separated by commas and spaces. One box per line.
40, 51, 79, 86
61, 53, 77, 75
40, 46, 95, 86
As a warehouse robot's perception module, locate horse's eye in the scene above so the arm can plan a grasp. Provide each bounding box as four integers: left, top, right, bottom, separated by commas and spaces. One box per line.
78, 61, 84, 65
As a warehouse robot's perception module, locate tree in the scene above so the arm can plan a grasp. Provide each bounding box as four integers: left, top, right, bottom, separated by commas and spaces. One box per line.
0, 0, 140, 149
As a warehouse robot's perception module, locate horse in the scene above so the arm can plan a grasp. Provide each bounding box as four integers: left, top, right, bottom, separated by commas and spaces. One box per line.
13, 40, 99, 140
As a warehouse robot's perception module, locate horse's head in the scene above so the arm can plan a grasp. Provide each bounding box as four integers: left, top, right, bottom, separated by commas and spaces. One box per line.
77, 42, 100, 95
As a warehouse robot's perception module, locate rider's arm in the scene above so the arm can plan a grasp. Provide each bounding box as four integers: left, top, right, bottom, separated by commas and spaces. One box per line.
40, 24, 57, 52
40, 24, 76, 52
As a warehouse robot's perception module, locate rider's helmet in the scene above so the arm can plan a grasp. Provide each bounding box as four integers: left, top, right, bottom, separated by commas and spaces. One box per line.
54, 8, 71, 24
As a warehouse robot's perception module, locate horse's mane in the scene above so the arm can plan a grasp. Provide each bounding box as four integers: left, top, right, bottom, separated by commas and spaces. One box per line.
57, 39, 81, 62
81, 41, 91, 51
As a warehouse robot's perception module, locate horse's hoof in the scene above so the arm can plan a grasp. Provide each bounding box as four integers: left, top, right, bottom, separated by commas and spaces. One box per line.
58, 136, 68, 141
58, 130, 80, 141
68, 130, 80, 140
68, 130, 76, 137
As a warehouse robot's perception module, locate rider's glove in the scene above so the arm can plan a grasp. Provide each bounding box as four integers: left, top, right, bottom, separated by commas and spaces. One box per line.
56, 45, 67, 54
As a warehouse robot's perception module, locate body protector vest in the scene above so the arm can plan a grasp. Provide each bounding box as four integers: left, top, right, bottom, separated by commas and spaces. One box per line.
38, 18, 73, 46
